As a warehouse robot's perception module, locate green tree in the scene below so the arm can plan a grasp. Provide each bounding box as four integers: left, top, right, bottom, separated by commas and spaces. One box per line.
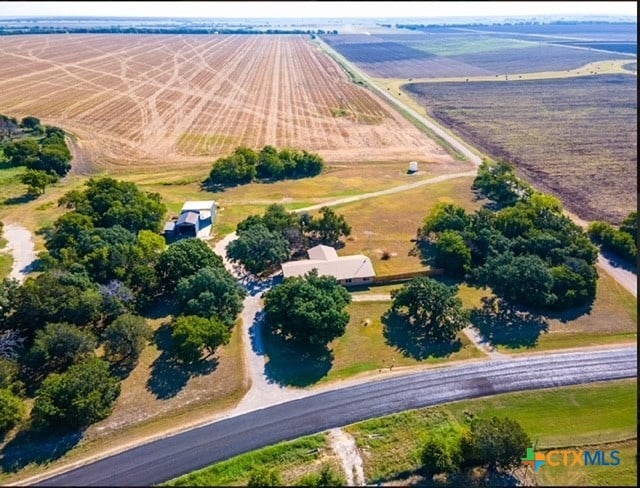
227, 224, 291, 276
263, 269, 351, 348
0, 388, 24, 433
58, 177, 167, 233
3, 138, 40, 167
31, 357, 121, 429
588, 220, 637, 263
207, 148, 257, 187
33, 145, 71, 176
472, 159, 531, 206
20, 169, 58, 196
12, 271, 103, 334
256, 145, 285, 179
172, 315, 230, 363
27, 322, 97, 375
297, 465, 346, 487
103, 314, 152, 363
305, 207, 351, 247
421, 202, 470, 236
176, 266, 246, 327
247, 466, 283, 487
157, 238, 223, 292
433, 230, 472, 277
20, 116, 41, 130
476, 253, 554, 309
462, 416, 530, 472
619, 211, 637, 243
421, 422, 466, 474
0, 278, 20, 330
389, 277, 468, 343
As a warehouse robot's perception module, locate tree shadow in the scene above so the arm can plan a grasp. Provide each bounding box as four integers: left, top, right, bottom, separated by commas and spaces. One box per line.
0, 426, 83, 473
544, 300, 594, 324
470, 297, 549, 349
146, 323, 218, 399
382, 311, 462, 360
599, 247, 637, 274
263, 329, 333, 387
3, 194, 38, 205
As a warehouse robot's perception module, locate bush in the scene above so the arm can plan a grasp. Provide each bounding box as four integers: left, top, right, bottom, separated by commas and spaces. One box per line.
31, 357, 120, 429
0, 388, 24, 433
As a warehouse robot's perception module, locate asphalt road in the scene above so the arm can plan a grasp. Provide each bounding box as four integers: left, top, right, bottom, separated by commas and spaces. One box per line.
38, 346, 636, 487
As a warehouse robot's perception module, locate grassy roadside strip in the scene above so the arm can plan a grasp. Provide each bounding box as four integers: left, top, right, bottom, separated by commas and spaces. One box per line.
165, 380, 636, 486
313, 38, 469, 162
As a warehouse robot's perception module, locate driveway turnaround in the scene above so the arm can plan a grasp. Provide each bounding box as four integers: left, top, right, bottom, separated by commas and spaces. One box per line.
38, 346, 636, 486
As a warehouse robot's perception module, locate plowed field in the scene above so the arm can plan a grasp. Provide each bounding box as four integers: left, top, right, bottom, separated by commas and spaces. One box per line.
0, 34, 453, 172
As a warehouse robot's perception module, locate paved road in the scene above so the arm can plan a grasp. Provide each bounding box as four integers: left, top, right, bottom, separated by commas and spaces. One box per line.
38, 346, 636, 486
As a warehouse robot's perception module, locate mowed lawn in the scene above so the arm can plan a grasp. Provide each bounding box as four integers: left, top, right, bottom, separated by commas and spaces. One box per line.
495, 271, 637, 353
328, 301, 484, 381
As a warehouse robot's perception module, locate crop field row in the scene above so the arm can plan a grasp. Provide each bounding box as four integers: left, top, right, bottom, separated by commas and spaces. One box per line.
322, 32, 632, 78
0, 34, 453, 171
404, 74, 637, 223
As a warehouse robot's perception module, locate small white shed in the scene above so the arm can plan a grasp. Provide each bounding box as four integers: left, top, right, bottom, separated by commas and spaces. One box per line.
408, 161, 418, 173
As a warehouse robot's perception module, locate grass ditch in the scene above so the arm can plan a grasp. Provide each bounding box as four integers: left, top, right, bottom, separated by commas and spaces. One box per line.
346, 379, 637, 484
163, 434, 334, 486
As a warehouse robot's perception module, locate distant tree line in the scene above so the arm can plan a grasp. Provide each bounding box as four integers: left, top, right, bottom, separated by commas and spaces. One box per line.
0, 26, 339, 36
418, 159, 599, 311
0, 114, 72, 195
205, 145, 324, 188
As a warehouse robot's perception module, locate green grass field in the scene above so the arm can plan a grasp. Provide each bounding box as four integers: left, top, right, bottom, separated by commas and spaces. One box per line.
164, 434, 330, 486
406, 35, 534, 57
346, 379, 637, 484
0, 251, 12, 280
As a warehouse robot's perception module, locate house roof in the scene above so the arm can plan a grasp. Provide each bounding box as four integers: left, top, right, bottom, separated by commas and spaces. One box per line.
307, 244, 338, 261
281, 254, 375, 281
182, 200, 217, 213
176, 211, 199, 226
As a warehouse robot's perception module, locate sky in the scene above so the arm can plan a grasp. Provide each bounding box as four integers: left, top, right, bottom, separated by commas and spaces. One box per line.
0, 1, 637, 19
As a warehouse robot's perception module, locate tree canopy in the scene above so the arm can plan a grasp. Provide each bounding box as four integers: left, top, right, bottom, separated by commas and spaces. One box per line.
304, 207, 351, 247
172, 315, 230, 363
417, 167, 598, 311
206, 145, 324, 187
31, 357, 121, 429
26, 322, 97, 375
175, 266, 246, 327
58, 177, 166, 233
157, 238, 223, 292
389, 277, 468, 343
462, 416, 530, 472
103, 314, 152, 364
263, 269, 351, 349
227, 223, 291, 276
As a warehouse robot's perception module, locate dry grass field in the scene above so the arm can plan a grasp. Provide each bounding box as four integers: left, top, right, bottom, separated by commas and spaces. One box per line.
0, 34, 454, 173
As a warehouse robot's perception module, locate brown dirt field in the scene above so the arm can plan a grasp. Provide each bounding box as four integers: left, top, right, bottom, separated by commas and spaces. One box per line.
0, 34, 455, 172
